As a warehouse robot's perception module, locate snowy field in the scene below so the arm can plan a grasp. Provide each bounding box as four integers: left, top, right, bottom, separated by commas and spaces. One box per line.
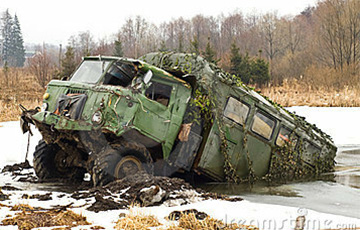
0, 107, 359, 229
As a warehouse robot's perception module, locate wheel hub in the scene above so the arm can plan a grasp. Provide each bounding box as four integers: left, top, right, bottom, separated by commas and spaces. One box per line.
114, 156, 143, 179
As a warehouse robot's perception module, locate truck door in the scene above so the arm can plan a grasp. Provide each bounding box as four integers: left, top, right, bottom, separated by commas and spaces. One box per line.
133, 80, 190, 158
246, 109, 276, 176
133, 81, 172, 142
222, 97, 251, 178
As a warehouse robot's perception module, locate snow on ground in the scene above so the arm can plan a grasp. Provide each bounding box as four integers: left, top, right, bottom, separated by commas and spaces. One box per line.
0, 107, 360, 229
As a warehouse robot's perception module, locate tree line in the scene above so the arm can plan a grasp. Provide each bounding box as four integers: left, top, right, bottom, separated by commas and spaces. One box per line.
2, 0, 360, 89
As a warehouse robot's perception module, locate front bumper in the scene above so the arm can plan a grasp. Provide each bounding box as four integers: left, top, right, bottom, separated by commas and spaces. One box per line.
21, 110, 93, 133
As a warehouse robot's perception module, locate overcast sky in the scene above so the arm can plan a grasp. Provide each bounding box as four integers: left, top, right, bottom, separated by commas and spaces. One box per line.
1, 0, 319, 46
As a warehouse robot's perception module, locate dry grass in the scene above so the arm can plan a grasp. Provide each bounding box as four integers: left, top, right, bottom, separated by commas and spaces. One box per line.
115, 209, 258, 230
166, 213, 258, 230
115, 209, 161, 230
260, 78, 360, 107
0, 68, 43, 122
2, 205, 90, 230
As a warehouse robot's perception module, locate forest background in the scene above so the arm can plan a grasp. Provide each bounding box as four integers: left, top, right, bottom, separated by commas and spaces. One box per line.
1, 0, 360, 121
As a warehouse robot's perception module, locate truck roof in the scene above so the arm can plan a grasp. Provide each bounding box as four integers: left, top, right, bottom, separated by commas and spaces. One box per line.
139, 52, 336, 147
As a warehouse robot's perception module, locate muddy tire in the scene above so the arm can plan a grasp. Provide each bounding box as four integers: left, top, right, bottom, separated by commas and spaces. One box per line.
92, 142, 153, 186
33, 140, 85, 181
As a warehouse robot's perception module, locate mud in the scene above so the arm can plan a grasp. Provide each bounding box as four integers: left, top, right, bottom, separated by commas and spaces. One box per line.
1, 160, 37, 182
0, 162, 243, 213
0, 190, 9, 201
168, 209, 208, 220
22, 192, 52, 201
72, 172, 206, 212
1, 161, 32, 173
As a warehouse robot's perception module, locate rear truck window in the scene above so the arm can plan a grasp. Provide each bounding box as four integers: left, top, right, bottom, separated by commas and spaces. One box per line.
251, 111, 275, 140
224, 97, 249, 125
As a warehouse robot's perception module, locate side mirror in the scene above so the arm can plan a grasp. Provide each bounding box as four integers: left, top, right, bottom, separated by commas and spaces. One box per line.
143, 70, 153, 85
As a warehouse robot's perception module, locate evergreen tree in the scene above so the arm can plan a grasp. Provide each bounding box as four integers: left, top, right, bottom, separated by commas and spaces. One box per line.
178, 34, 184, 52
189, 35, 200, 55
250, 57, 270, 86
113, 38, 124, 57
203, 37, 219, 64
0, 10, 25, 67
229, 42, 251, 84
60, 46, 76, 79
158, 40, 168, 52
1, 10, 14, 66
12, 14, 25, 67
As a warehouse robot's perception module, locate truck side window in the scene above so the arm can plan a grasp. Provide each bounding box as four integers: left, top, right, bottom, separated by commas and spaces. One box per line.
145, 82, 172, 106
276, 126, 298, 147
224, 97, 249, 125
251, 111, 275, 140
302, 140, 321, 163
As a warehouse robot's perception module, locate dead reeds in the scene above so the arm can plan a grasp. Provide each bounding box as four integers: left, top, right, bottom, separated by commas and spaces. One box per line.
260, 78, 360, 107
0, 68, 43, 122
115, 208, 258, 230
2, 205, 90, 230
115, 209, 161, 230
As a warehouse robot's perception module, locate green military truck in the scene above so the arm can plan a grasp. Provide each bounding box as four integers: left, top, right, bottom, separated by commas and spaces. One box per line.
20, 52, 337, 186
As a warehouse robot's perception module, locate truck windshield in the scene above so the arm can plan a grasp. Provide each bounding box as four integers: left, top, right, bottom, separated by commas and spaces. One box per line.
70, 60, 111, 84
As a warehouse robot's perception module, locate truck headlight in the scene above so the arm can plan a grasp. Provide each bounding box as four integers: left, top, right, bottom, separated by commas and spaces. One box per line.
43, 93, 50, 100
41, 103, 48, 112
92, 111, 102, 124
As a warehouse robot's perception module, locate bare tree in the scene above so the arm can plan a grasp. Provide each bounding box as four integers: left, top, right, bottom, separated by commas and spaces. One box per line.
315, 0, 360, 70
28, 44, 54, 88
260, 12, 287, 75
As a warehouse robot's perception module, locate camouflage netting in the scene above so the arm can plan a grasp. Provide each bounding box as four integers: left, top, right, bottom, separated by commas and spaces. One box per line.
140, 52, 336, 183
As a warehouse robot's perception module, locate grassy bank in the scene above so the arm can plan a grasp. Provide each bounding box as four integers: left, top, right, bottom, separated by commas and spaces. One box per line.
260, 79, 360, 107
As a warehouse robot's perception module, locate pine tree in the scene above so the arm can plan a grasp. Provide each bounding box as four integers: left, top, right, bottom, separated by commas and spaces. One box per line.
229, 42, 242, 76
0, 10, 25, 67
229, 42, 251, 84
1, 10, 14, 66
158, 40, 168, 52
250, 57, 270, 86
203, 37, 219, 64
113, 38, 124, 57
189, 35, 200, 55
12, 14, 25, 67
60, 46, 76, 79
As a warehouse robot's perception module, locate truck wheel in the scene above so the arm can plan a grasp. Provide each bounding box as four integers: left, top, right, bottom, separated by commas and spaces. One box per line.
33, 140, 85, 181
92, 142, 153, 186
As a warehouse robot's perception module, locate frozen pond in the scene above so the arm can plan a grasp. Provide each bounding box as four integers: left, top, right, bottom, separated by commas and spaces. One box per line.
200, 107, 360, 219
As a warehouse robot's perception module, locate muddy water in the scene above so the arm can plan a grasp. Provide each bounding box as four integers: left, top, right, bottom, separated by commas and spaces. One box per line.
199, 107, 360, 219
199, 146, 360, 219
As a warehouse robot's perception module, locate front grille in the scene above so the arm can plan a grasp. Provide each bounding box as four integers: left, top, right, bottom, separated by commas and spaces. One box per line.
66, 88, 87, 95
